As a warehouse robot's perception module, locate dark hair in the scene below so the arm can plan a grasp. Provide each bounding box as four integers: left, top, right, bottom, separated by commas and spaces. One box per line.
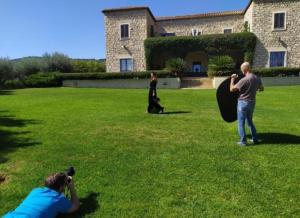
44, 173, 67, 192
151, 72, 157, 77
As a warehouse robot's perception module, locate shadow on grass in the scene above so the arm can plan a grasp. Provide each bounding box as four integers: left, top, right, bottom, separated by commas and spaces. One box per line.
0, 90, 14, 95
0, 111, 41, 163
257, 133, 300, 145
58, 192, 100, 218
162, 111, 192, 115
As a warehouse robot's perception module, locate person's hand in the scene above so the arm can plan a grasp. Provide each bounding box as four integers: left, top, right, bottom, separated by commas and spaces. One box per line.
231, 74, 238, 79
67, 176, 75, 190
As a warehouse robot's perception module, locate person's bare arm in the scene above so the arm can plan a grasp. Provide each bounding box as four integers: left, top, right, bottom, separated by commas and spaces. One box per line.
67, 177, 80, 213
230, 74, 239, 92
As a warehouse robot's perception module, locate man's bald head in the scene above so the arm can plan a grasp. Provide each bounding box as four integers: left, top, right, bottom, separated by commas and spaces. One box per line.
241, 62, 251, 74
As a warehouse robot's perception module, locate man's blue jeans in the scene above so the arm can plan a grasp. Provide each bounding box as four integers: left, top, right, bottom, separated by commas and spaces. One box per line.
237, 100, 258, 144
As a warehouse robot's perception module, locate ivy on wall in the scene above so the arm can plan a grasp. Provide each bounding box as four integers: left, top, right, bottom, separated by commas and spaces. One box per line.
144, 32, 257, 70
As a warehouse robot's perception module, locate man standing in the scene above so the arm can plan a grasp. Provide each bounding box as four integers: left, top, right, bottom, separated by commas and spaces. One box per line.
230, 62, 264, 146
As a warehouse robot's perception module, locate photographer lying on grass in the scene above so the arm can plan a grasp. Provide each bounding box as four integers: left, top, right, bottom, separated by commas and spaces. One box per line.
3, 173, 80, 218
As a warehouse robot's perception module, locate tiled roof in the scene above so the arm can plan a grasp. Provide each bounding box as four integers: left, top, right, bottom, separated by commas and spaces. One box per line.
102, 6, 156, 21
244, 0, 254, 13
102, 1, 253, 22
156, 10, 244, 22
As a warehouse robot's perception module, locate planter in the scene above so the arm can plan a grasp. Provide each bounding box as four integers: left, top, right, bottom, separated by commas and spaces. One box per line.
63, 78, 181, 89
213, 76, 300, 89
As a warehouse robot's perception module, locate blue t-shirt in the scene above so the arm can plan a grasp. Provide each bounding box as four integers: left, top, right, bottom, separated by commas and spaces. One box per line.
3, 187, 72, 218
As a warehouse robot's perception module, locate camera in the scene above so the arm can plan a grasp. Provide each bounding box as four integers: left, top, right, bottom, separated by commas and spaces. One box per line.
66, 166, 75, 183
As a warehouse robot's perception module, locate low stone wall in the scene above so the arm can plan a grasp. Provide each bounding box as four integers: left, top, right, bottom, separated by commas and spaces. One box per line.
63, 78, 181, 89
213, 77, 300, 89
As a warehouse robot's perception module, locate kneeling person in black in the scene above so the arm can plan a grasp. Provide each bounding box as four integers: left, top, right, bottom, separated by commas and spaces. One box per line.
147, 72, 164, 114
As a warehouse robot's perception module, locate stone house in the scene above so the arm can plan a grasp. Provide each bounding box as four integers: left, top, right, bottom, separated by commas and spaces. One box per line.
102, 0, 300, 73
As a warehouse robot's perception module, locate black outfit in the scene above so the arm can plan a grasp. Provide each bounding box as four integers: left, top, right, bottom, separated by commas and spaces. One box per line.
147, 80, 164, 113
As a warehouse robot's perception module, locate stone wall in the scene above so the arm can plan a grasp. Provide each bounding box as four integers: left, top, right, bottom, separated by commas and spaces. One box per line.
157, 15, 245, 36
244, 1, 254, 31
146, 12, 156, 37
104, 9, 149, 72
103, 0, 300, 72
213, 76, 300, 89
252, 0, 300, 68
63, 78, 181, 89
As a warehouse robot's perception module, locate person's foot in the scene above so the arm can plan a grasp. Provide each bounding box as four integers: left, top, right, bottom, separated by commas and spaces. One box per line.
237, 141, 247, 146
250, 139, 259, 145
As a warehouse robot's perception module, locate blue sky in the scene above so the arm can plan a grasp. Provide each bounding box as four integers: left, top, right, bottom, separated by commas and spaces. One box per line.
0, 0, 249, 59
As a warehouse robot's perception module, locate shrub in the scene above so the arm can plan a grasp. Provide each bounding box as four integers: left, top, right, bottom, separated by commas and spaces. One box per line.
208, 55, 235, 77
72, 60, 106, 73
23, 73, 62, 88
0, 58, 14, 84
165, 58, 186, 76
41, 52, 73, 73
4, 73, 62, 89
58, 71, 174, 80
4, 79, 25, 89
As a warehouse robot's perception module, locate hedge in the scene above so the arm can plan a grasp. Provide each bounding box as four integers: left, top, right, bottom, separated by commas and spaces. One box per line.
4, 73, 62, 89
208, 67, 300, 77
252, 67, 300, 77
57, 71, 175, 80
144, 32, 257, 70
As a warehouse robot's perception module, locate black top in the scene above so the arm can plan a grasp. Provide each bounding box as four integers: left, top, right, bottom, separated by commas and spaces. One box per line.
148, 80, 157, 103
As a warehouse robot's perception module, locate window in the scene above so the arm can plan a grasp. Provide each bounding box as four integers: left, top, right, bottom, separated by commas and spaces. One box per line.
224, 28, 233, 34
160, 33, 175, 37
269, 51, 286, 67
120, 24, 129, 39
150, 25, 154, 37
192, 62, 202, 73
120, 59, 133, 72
191, 29, 202, 36
273, 12, 286, 30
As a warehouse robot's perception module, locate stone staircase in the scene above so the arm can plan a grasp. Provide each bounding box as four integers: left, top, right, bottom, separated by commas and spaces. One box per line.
180, 77, 213, 89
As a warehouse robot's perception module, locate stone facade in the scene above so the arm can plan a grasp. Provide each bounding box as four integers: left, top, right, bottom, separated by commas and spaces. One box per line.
244, 1, 254, 31
157, 15, 244, 36
103, 0, 300, 72
104, 9, 149, 72
252, 0, 300, 68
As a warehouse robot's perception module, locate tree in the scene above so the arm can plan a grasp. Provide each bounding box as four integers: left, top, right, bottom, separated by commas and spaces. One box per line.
0, 58, 14, 84
41, 52, 73, 73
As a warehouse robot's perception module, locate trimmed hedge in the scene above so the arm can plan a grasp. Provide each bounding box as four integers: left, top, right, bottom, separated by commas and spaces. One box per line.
144, 32, 257, 70
208, 67, 300, 77
4, 73, 62, 89
208, 70, 240, 78
57, 71, 175, 80
253, 67, 300, 77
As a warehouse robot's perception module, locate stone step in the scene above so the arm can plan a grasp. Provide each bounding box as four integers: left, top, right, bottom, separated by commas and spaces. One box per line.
180, 77, 213, 89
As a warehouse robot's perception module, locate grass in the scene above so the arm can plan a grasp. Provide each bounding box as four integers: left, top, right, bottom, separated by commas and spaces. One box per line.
0, 87, 299, 217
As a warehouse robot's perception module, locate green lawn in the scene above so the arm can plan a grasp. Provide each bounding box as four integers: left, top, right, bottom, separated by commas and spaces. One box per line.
0, 87, 299, 217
